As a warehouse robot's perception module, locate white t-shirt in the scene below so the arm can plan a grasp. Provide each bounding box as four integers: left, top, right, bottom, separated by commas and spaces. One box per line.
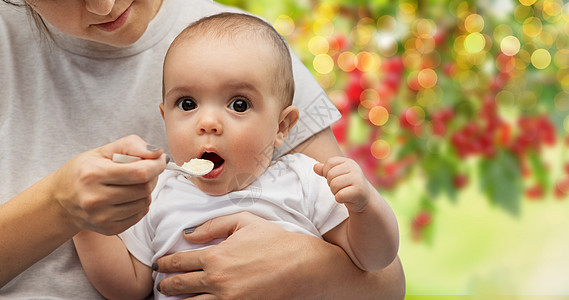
0, 0, 340, 298
120, 153, 349, 299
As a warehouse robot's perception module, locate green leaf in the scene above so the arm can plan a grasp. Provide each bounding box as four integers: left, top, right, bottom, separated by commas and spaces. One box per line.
478, 151, 523, 216
527, 151, 549, 191
422, 152, 458, 201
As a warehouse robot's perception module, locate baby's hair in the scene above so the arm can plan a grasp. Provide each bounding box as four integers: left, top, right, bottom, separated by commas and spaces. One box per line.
166, 12, 295, 107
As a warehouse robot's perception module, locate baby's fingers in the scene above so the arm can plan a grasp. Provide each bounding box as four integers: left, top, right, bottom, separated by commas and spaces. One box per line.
313, 156, 348, 179
313, 163, 325, 177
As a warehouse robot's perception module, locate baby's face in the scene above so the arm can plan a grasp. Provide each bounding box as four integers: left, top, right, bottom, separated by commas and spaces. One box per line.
161, 36, 284, 195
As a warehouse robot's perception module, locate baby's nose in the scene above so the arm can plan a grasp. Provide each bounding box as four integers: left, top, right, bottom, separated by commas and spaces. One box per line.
198, 114, 223, 135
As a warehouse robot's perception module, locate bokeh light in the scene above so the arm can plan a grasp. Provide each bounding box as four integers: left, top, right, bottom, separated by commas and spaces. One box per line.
369, 106, 389, 126
555, 91, 569, 111
464, 32, 485, 53
337, 52, 356, 72
356, 51, 380, 72
519, 0, 537, 6
417, 68, 438, 89
376, 34, 398, 57
500, 35, 521, 56
273, 15, 295, 36
371, 139, 391, 159
531, 48, 552, 69
523, 17, 543, 37
496, 90, 516, 108
313, 54, 334, 74
464, 14, 484, 33
312, 17, 334, 36
308, 36, 329, 55
404, 106, 425, 126
554, 48, 569, 68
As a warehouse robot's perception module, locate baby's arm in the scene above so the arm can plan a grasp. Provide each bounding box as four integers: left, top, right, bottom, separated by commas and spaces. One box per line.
73, 231, 153, 300
314, 157, 399, 271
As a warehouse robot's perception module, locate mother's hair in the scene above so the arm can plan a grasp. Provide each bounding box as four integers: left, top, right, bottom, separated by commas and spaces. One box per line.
2, 0, 51, 38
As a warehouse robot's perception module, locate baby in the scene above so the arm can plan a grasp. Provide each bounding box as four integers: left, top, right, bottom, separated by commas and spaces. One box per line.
73, 12, 399, 299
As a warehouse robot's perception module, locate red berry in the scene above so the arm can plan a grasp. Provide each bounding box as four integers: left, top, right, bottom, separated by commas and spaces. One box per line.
383, 162, 400, 176
442, 63, 456, 77
496, 123, 511, 146
432, 118, 446, 136
329, 34, 348, 52
453, 174, 469, 189
554, 178, 569, 199
377, 175, 397, 190
406, 74, 421, 91
463, 122, 478, 137
413, 211, 432, 228
525, 185, 544, 200
346, 77, 363, 108
433, 30, 447, 45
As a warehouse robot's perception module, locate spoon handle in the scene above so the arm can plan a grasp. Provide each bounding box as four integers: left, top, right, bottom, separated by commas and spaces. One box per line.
112, 153, 142, 163
112, 153, 205, 178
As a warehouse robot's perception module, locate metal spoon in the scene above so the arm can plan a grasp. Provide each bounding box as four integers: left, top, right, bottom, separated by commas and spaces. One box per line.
112, 153, 214, 178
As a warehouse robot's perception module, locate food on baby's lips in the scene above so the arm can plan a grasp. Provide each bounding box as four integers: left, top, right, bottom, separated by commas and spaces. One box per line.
182, 158, 214, 175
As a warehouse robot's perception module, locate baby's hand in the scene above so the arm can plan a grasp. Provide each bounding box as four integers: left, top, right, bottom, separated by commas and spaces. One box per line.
313, 157, 371, 212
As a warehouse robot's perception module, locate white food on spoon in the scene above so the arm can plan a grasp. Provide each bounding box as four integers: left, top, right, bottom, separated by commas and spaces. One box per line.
181, 158, 214, 176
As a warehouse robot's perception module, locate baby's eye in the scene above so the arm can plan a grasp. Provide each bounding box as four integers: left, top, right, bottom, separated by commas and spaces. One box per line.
229, 98, 250, 113
177, 98, 197, 111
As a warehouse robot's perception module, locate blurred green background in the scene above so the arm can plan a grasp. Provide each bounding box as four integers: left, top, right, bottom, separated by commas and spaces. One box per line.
217, 0, 569, 296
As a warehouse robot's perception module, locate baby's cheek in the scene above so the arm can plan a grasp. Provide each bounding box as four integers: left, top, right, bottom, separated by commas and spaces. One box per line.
235, 140, 272, 174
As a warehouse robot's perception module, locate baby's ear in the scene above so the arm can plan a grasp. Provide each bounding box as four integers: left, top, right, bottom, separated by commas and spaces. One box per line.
274, 105, 299, 147
159, 102, 165, 120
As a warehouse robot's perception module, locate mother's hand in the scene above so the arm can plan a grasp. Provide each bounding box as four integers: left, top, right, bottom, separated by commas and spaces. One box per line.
51, 135, 167, 235
154, 212, 306, 299
153, 212, 405, 299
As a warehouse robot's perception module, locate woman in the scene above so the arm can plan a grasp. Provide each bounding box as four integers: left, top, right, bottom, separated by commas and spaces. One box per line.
0, 0, 405, 298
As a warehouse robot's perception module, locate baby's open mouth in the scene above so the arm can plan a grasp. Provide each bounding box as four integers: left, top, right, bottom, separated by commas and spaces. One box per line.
201, 152, 224, 169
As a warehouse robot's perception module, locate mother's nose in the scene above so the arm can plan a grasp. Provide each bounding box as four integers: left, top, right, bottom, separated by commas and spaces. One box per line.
85, 0, 115, 15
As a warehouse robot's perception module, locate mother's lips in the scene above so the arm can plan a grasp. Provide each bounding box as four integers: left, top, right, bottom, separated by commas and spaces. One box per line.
94, 6, 131, 32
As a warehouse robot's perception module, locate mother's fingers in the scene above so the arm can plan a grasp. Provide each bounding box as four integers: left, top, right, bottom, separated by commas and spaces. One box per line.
99, 154, 167, 185
156, 271, 211, 297
78, 196, 150, 235
100, 209, 148, 235
185, 212, 262, 244
154, 248, 207, 274
110, 196, 151, 221
98, 134, 164, 160
100, 181, 156, 205
190, 294, 217, 300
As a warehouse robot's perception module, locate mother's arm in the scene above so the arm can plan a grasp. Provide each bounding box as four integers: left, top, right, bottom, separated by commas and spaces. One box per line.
0, 135, 166, 287
290, 127, 345, 161
291, 127, 405, 298
0, 175, 80, 287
